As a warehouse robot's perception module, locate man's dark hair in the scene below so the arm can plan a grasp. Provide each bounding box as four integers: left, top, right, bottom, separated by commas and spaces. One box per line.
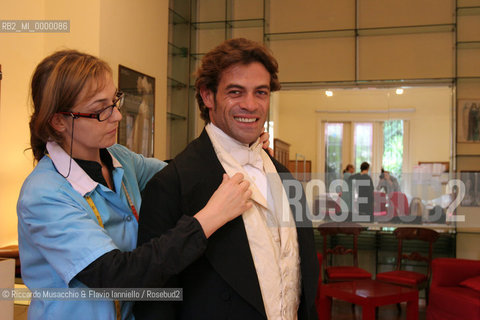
360, 162, 370, 172
194, 38, 281, 123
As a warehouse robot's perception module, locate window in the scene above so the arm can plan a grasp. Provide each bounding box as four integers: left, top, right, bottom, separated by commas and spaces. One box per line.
383, 120, 404, 178
325, 123, 343, 183
354, 123, 373, 172
322, 120, 405, 180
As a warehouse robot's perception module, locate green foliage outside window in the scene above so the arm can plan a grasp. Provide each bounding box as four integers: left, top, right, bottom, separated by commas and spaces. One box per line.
325, 124, 342, 173
383, 120, 403, 178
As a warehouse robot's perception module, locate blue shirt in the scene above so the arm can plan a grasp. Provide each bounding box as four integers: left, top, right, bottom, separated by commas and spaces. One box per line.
17, 141, 166, 320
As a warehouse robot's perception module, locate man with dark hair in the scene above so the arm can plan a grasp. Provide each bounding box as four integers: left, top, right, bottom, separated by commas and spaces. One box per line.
135, 38, 319, 320
348, 161, 374, 220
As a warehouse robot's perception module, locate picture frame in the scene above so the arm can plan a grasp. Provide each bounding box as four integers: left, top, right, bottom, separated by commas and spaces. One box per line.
457, 99, 480, 143
460, 171, 480, 207
117, 65, 155, 157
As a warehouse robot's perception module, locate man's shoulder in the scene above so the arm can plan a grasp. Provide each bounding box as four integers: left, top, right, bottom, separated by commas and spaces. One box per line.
175, 133, 212, 163
150, 132, 216, 181
350, 173, 368, 179
348, 173, 359, 181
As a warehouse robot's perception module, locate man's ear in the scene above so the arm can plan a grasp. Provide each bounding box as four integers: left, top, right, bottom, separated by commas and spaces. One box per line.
199, 87, 215, 110
50, 113, 68, 133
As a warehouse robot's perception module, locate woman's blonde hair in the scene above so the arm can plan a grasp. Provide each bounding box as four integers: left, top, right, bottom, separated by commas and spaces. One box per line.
29, 50, 111, 161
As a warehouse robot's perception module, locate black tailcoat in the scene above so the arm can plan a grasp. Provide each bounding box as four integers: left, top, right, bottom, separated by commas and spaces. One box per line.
134, 130, 319, 320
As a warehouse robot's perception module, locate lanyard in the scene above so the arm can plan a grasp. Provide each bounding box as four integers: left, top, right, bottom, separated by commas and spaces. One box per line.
85, 180, 138, 226
85, 181, 137, 320
121, 181, 139, 221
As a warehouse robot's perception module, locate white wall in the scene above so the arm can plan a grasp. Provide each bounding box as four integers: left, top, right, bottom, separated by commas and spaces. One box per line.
274, 86, 452, 174
0, 0, 47, 247
0, 0, 168, 246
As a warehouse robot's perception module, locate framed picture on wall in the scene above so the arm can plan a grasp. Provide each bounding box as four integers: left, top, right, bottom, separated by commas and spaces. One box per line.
460, 171, 480, 207
118, 65, 155, 157
457, 99, 480, 143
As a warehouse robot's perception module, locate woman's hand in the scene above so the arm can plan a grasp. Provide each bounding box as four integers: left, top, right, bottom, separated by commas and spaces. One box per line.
194, 173, 252, 238
259, 131, 274, 157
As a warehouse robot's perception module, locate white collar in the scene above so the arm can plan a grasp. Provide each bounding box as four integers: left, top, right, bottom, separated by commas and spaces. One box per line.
206, 123, 263, 170
206, 123, 262, 154
46, 141, 122, 196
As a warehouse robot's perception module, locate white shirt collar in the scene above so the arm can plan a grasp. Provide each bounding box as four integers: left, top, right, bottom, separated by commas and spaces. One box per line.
206, 123, 263, 170
46, 141, 122, 196
206, 123, 262, 154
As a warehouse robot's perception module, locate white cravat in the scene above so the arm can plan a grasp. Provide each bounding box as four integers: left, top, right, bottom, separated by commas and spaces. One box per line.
207, 123, 268, 198
230, 146, 263, 170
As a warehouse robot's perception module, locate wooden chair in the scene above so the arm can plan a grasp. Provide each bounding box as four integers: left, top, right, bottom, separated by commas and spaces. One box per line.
317, 222, 372, 283
313, 196, 341, 221
376, 227, 439, 307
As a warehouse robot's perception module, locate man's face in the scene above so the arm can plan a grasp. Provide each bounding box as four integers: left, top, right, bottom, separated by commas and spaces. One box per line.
201, 62, 271, 145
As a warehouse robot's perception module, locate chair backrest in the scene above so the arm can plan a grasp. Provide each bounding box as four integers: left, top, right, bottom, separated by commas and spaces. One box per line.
313, 196, 341, 218
393, 227, 439, 279
374, 191, 387, 215
389, 192, 409, 216
409, 197, 425, 217
317, 222, 365, 268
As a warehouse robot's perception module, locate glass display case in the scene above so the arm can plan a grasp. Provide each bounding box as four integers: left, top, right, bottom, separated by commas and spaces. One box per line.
167, 0, 266, 158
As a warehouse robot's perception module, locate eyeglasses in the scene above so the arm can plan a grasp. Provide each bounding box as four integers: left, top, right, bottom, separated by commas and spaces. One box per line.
57, 91, 124, 122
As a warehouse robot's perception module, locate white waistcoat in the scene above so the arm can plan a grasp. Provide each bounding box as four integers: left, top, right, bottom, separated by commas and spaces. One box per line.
206, 125, 301, 320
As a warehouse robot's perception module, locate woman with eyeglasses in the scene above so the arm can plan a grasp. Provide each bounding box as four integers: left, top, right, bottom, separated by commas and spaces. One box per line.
17, 50, 258, 319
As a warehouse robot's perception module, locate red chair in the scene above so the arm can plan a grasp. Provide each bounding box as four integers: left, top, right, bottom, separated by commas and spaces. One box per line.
388, 192, 409, 217
427, 258, 480, 320
317, 222, 372, 283
373, 191, 387, 216
313, 196, 341, 220
376, 227, 439, 307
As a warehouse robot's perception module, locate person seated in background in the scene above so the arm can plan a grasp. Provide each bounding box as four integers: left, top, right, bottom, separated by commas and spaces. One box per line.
376, 168, 400, 194
348, 162, 374, 220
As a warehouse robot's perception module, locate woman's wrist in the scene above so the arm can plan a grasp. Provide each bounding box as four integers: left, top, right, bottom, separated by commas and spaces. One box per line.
193, 208, 225, 239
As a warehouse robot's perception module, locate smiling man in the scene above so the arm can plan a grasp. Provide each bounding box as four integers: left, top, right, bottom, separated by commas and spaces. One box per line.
135, 38, 319, 320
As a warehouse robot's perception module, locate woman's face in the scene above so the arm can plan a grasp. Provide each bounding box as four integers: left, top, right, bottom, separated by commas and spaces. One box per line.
59, 73, 122, 161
